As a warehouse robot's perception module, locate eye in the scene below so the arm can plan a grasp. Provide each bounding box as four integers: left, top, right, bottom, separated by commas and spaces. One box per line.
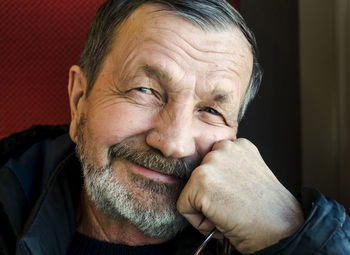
200, 107, 220, 115
130, 87, 163, 104
134, 87, 152, 94
198, 106, 228, 126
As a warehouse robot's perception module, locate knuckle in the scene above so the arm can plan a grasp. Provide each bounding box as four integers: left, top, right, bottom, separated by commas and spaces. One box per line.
191, 166, 207, 180
236, 137, 251, 146
219, 139, 232, 149
236, 138, 258, 151
212, 139, 232, 150
191, 166, 212, 188
201, 150, 219, 164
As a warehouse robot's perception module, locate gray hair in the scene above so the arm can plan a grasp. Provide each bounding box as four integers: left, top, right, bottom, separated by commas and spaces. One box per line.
78, 0, 262, 121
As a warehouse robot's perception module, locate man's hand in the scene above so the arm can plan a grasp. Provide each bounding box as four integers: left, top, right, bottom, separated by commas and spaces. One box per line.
177, 139, 305, 254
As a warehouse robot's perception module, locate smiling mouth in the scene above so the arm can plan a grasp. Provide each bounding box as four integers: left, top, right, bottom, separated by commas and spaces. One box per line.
129, 162, 182, 184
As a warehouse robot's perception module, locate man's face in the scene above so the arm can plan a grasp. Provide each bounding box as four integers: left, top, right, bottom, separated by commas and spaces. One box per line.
70, 4, 253, 238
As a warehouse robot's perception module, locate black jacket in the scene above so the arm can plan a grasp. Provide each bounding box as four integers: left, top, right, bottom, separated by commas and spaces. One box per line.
1, 126, 349, 254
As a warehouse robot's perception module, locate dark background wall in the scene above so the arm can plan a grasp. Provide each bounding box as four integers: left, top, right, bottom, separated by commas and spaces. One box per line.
237, 1, 301, 195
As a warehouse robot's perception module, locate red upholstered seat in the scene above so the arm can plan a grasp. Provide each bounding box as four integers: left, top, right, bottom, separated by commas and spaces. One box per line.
0, 0, 239, 139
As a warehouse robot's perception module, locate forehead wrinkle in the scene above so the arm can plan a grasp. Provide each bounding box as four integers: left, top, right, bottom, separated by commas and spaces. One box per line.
116, 5, 252, 74
141, 60, 184, 89
117, 14, 249, 83
150, 25, 239, 64
147, 27, 250, 83
153, 21, 239, 53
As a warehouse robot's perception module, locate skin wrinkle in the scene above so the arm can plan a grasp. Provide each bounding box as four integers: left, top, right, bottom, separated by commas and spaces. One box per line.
142, 64, 235, 111
113, 33, 244, 111
91, 70, 161, 113
141, 65, 186, 98
122, 45, 187, 88
118, 57, 236, 127
150, 27, 236, 60
115, 13, 249, 86
147, 6, 249, 55
140, 43, 243, 125
142, 35, 244, 81
86, 195, 113, 243
113, 48, 190, 106
113, 79, 161, 108
121, 55, 238, 126
144, 24, 251, 76
196, 87, 239, 126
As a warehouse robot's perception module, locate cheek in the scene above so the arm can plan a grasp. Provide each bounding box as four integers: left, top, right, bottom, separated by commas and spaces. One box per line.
86, 104, 155, 151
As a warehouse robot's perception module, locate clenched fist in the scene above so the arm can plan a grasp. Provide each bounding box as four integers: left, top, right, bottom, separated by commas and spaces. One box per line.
177, 139, 305, 254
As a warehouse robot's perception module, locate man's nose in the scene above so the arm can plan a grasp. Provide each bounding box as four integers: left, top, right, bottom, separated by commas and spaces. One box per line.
146, 105, 196, 158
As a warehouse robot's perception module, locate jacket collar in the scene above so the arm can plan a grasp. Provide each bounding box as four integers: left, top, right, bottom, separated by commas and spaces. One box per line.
17, 138, 82, 255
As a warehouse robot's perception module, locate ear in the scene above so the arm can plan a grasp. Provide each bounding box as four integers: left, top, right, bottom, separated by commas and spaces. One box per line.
68, 65, 88, 143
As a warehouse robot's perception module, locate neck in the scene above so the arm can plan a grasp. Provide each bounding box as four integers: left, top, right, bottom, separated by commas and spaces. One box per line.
76, 188, 170, 246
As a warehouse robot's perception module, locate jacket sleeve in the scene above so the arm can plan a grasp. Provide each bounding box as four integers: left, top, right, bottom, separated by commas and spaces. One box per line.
255, 188, 350, 255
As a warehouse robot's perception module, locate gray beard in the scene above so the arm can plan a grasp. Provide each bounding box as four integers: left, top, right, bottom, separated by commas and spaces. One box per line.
75, 116, 192, 238
81, 159, 189, 238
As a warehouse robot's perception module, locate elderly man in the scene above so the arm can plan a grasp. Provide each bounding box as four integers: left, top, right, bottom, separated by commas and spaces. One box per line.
1, 0, 349, 254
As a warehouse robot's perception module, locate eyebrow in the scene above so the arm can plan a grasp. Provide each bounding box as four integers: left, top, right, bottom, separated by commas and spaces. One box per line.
214, 93, 229, 103
142, 65, 167, 82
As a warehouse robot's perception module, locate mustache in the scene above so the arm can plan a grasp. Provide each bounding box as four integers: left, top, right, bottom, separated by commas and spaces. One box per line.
108, 143, 197, 180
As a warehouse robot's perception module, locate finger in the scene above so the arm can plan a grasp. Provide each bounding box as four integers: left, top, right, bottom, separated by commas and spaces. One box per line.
177, 176, 216, 234
177, 188, 205, 229
234, 138, 260, 154
199, 228, 224, 240
212, 230, 224, 240
211, 139, 233, 151
196, 218, 217, 235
